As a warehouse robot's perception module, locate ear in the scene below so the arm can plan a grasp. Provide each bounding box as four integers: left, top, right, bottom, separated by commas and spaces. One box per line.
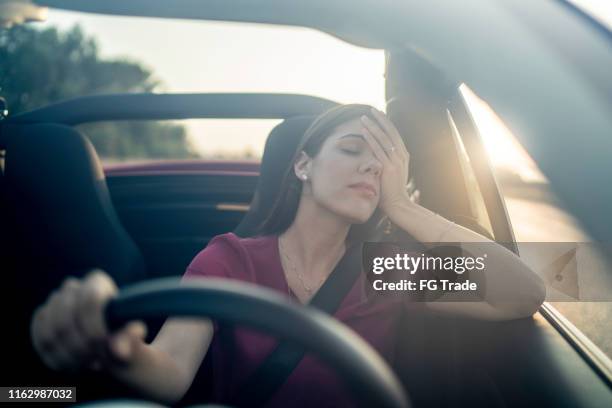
294, 151, 312, 181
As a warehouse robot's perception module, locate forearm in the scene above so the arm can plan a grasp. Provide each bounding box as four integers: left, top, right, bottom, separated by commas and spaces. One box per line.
386, 199, 546, 319
385, 198, 460, 244
429, 246, 546, 320
105, 341, 191, 405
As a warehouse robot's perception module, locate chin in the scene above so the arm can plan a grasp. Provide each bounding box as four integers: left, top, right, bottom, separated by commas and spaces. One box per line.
322, 195, 378, 224
336, 205, 377, 224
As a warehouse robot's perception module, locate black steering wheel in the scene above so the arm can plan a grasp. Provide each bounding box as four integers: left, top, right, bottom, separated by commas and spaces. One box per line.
95, 277, 409, 408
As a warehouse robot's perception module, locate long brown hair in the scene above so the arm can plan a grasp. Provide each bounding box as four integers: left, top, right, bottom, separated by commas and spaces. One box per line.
254, 104, 386, 244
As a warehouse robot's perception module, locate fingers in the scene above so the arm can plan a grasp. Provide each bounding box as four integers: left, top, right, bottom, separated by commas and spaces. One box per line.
52, 279, 92, 370
76, 270, 117, 339
369, 108, 399, 140
368, 108, 410, 161
30, 270, 120, 373
31, 305, 63, 371
75, 270, 120, 363
107, 320, 148, 364
361, 121, 390, 165
361, 115, 395, 158
32, 280, 84, 371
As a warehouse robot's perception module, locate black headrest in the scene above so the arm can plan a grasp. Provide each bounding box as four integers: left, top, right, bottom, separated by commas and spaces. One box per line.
234, 116, 315, 237
3, 123, 145, 288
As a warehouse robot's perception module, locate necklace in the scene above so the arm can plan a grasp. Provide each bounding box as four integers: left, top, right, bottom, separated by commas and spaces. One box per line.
278, 237, 326, 295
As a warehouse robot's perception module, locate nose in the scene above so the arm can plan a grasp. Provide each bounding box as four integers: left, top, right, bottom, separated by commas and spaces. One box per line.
360, 157, 383, 176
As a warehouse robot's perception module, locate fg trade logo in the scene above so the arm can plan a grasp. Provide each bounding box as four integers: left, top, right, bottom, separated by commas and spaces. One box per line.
363, 242, 486, 302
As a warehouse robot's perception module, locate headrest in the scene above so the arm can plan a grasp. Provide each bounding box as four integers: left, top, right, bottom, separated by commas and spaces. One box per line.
3, 123, 145, 287
234, 116, 315, 237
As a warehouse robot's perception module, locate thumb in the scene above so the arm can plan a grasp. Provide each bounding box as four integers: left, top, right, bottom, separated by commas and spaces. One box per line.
107, 320, 147, 364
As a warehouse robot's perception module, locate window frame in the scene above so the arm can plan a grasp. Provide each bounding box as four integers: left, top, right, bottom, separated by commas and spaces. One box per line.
452, 87, 612, 388
446, 88, 517, 252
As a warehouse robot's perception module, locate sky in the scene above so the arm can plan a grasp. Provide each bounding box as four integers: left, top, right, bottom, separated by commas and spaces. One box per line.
34, 2, 611, 182
41, 10, 388, 160
570, 0, 612, 28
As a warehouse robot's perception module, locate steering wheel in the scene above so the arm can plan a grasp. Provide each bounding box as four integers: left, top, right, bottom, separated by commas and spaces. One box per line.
90, 277, 409, 408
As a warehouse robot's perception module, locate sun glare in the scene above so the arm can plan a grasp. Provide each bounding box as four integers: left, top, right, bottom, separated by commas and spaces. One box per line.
41, 8, 552, 176
42, 9, 386, 158
460, 86, 546, 183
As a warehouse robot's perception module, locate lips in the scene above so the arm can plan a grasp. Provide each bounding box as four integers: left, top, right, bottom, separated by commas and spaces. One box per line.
348, 182, 377, 197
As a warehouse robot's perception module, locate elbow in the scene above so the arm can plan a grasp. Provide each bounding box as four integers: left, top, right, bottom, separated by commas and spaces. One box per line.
161, 372, 192, 406
141, 368, 192, 407
483, 272, 546, 321
150, 384, 189, 407
506, 258, 548, 320
504, 274, 547, 320
534, 274, 547, 306
524, 274, 546, 317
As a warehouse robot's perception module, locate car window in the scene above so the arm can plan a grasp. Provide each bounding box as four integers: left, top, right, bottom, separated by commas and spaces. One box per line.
462, 86, 612, 360
2, 12, 385, 164
446, 110, 494, 237
77, 119, 282, 163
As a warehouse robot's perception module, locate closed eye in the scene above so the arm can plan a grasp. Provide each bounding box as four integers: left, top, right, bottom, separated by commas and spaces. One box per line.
341, 147, 361, 155
337, 134, 366, 156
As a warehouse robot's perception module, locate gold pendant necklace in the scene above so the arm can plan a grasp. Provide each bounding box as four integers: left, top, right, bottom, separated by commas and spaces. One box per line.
279, 237, 326, 295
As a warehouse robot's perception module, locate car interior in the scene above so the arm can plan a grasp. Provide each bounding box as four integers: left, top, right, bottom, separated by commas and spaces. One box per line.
1, 2, 611, 407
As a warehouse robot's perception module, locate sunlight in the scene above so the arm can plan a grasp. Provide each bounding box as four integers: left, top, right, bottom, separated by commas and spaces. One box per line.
460, 86, 546, 183
38, 8, 581, 176
42, 9, 386, 158
569, 0, 612, 28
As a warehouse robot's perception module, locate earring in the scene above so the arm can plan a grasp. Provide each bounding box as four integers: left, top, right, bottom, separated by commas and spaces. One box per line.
301, 174, 308, 180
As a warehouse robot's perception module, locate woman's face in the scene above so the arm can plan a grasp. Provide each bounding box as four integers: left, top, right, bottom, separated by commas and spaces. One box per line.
297, 117, 383, 223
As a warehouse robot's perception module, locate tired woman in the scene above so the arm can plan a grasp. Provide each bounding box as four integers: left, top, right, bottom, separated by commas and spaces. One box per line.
30, 104, 545, 407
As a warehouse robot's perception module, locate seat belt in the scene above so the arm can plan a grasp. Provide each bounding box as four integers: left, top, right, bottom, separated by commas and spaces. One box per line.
232, 242, 364, 407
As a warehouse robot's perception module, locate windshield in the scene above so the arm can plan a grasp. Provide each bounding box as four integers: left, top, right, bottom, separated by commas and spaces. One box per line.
3, 6, 611, 321
4, 8, 546, 173
3, 9, 384, 162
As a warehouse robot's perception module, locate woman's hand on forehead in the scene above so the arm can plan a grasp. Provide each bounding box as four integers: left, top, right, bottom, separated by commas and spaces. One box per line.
360, 107, 412, 213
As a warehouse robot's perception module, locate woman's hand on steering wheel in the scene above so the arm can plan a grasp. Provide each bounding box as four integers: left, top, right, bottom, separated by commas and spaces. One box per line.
30, 270, 147, 372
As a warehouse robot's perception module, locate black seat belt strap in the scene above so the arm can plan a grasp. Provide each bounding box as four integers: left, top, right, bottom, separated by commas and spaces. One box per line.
233, 243, 363, 407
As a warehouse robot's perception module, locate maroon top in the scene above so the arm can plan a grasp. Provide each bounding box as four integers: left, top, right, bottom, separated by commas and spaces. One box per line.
182, 232, 405, 407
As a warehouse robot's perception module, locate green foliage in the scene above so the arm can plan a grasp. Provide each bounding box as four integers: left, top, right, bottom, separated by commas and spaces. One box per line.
78, 120, 199, 160
0, 24, 198, 160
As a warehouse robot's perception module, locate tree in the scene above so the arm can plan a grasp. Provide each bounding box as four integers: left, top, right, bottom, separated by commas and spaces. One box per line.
0, 24, 198, 160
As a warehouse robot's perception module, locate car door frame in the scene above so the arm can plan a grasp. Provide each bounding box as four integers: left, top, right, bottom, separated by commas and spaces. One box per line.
447, 84, 612, 389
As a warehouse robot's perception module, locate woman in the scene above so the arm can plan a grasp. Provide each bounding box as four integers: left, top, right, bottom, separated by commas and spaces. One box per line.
30, 104, 546, 407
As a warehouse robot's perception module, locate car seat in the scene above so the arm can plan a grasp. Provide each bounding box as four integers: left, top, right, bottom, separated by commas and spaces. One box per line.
0, 122, 145, 389
234, 115, 315, 237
